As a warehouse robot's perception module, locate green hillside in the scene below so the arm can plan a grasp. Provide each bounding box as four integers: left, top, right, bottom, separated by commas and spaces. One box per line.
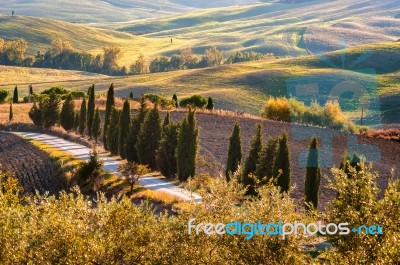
119, 0, 400, 57
1, 42, 399, 123
0, 15, 193, 67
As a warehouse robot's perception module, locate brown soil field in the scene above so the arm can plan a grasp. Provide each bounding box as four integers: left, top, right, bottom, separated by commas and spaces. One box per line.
0, 132, 67, 194
168, 112, 400, 209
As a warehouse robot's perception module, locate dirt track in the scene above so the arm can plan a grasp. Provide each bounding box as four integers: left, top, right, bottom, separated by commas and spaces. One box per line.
169, 112, 400, 208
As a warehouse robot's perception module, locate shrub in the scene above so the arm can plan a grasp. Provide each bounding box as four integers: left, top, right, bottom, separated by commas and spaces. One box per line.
0, 89, 9, 103
179, 95, 208, 108
261, 97, 290, 122
143, 93, 175, 109
77, 150, 103, 186
41, 86, 68, 97
29, 101, 42, 126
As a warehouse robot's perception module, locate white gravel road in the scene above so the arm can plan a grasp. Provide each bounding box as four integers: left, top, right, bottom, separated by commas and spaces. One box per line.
15, 132, 202, 203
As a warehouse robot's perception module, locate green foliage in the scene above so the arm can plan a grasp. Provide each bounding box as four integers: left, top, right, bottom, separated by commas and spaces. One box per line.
339, 152, 365, 176
77, 151, 103, 186
129, 91, 134, 99
0, 89, 9, 103
9, 100, 13, 122
87, 85, 95, 138
206, 97, 214, 110
176, 108, 199, 181
103, 83, 115, 150
60, 94, 75, 131
41, 92, 61, 128
143, 93, 175, 109
126, 97, 148, 163
41, 86, 68, 97
92, 108, 101, 143
272, 133, 291, 193
261, 97, 355, 132
29, 101, 42, 126
156, 122, 179, 178
255, 137, 278, 183
179, 95, 208, 108
0, 174, 310, 264
225, 51, 268, 64
106, 107, 120, 156
225, 122, 242, 181
135, 105, 161, 169
172, 94, 178, 108
162, 112, 170, 128
324, 162, 399, 264
12, 86, 18, 104
242, 124, 262, 196
304, 137, 321, 210
73, 111, 80, 133
118, 100, 131, 158
79, 97, 87, 135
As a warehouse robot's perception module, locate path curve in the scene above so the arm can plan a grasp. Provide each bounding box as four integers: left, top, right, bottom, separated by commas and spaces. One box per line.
14, 132, 202, 203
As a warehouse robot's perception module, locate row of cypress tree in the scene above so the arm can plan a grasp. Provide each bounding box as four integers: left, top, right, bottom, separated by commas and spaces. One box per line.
225, 122, 322, 209
102, 84, 199, 181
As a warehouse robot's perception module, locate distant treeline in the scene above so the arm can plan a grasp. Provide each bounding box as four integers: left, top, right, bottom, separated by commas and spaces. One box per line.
0, 37, 273, 76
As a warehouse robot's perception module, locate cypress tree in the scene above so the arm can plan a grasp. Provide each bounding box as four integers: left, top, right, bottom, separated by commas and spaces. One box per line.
126, 97, 148, 162
73, 111, 80, 133
92, 108, 101, 143
41, 92, 60, 128
9, 100, 13, 122
176, 108, 199, 181
129, 92, 134, 99
135, 105, 161, 168
206, 97, 214, 110
13, 86, 18, 104
118, 100, 131, 158
106, 107, 120, 155
60, 94, 75, 131
172, 94, 178, 108
304, 137, 321, 210
79, 97, 87, 136
156, 122, 179, 178
29, 101, 42, 126
255, 137, 278, 183
29, 84, 33, 95
272, 133, 291, 193
163, 112, 170, 128
242, 124, 262, 196
87, 84, 95, 138
225, 122, 242, 182
103, 83, 115, 149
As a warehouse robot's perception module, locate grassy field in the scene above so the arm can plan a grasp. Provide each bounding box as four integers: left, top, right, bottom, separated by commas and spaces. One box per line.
0, 15, 193, 67
119, 0, 399, 57
1, 42, 399, 122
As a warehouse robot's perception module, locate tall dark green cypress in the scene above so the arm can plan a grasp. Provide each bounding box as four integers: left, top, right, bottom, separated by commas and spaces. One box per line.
129, 92, 134, 99
92, 108, 101, 143
156, 122, 179, 178
60, 94, 75, 131
73, 111, 80, 133
79, 97, 87, 136
255, 137, 278, 183
225, 122, 242, 182
86, 84, 95, 138
172, 94, 178, 108
135, 105, 161, 169
106, 107, 120, 155
163, 112, 170, 128
242, 124, 262, 196
13, 86, 18, 104
103, 83, 115, 149
118, 100, 131, 158
9, 100, 13, 122
176, 108, 199, 181
206, 97, 214, 110
273, 133, 291, 193
126, 97, 148, 162
304, 137, 321, 210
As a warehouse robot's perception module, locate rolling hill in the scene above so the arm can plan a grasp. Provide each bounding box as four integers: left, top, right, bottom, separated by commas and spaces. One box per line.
0, 15, 193, 67
119, 0, 400, 57
1, 41, 399, 124
0, 0, 258, 23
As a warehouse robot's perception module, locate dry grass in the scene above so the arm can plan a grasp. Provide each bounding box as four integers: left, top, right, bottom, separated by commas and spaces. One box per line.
361, 128, 400, 142
0, 103, 32, 124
